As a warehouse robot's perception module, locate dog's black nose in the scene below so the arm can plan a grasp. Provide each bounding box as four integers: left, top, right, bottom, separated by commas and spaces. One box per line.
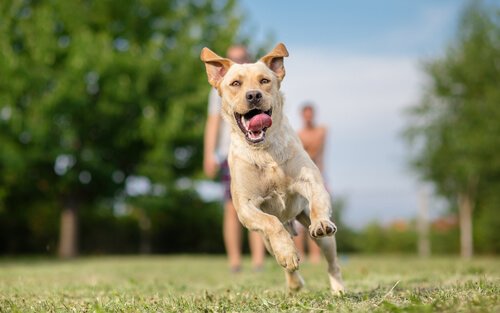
246, 90, 262, 105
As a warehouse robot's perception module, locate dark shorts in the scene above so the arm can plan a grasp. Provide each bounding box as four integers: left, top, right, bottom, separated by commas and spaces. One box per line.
220, 159, 232, 201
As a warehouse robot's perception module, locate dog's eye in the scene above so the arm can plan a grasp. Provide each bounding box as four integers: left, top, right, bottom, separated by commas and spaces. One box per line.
260, 78, 270, 84
230, 80, 241, 87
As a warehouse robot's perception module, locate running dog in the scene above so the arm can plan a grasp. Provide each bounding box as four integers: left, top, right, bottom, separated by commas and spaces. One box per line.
200, 43, 344, 293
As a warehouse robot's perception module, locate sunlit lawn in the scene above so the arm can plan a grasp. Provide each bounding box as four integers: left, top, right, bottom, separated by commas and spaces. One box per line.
0, 255, 498, 312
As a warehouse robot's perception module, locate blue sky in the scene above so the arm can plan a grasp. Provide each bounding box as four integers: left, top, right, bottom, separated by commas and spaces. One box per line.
239, 0, 465, 56
234, 0, 471, 228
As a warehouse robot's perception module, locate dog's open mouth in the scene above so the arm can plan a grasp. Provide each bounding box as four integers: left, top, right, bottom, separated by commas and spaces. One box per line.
235, 109, 273, 143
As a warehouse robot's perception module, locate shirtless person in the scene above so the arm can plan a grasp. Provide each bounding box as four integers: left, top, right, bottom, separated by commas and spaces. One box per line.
293, 103, 327, 263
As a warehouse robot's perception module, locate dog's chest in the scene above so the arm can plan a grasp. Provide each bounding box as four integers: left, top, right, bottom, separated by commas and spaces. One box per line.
257, 163, 303, 221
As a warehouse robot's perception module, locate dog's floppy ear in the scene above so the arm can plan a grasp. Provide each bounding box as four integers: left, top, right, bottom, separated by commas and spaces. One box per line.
200, 47, 234, 88
259, 43, 289, 81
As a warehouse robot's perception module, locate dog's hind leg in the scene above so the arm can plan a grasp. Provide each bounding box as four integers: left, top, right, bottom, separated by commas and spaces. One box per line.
281, 221, 305, 292
259, 229, 304, 293
314, 236, 344, 294
284, 269, 305, 293
296, 211, 345, 294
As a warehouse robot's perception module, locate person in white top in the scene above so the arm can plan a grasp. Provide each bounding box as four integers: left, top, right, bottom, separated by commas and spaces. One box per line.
203, 45, 265, 272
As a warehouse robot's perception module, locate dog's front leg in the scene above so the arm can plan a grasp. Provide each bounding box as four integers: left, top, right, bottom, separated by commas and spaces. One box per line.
308, 187, 337, 239
235, 197, 300, 272
293, 167, 337, 239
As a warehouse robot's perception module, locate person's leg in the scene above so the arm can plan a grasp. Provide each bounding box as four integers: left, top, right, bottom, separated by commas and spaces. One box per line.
292, 221, 306, 262
307, 236, 322, 264
249, 230, 265, 270
223, 200, 242, 271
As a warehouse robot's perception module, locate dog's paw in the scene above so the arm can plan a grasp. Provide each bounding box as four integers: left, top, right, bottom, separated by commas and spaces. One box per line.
309, 219, 337, 238
271, 236, 300, 272
276, 248, 300, 272
329, 274, 345, 295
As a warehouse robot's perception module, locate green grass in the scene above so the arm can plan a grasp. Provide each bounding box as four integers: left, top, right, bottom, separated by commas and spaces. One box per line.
0, 255, 498, 312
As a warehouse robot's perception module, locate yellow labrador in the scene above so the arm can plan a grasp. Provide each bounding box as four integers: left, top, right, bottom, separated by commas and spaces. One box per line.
201, 43, 344, 293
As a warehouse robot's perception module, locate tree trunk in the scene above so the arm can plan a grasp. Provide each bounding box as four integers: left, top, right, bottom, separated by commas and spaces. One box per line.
58, 197, 79, 258
417, 188, 431, 257
137, 208, 152, 254
458, 192, 473, 259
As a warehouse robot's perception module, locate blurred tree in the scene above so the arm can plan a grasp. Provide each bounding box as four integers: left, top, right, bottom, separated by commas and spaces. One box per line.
0, 0, 243, 257
404, 0, 500, 257
354, 222, 417, 254
330, 196, 358, 253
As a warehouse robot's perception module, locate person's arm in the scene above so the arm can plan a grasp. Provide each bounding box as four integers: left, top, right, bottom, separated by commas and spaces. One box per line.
204, 89, 222, 178
316, 127, 327, 173
203, 113, 220, 178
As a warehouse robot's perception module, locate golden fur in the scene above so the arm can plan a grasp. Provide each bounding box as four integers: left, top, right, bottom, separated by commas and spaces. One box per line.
201, 43, 344, 293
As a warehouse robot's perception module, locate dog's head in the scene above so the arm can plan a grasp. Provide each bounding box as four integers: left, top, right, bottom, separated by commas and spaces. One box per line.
201, 43, 289, 145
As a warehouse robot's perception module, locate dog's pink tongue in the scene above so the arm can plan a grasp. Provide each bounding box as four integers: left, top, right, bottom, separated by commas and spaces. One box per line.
248, 113, 272, 131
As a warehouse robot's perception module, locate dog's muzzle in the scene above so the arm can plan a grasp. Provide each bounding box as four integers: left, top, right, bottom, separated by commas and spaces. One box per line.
235, 108, 273, 144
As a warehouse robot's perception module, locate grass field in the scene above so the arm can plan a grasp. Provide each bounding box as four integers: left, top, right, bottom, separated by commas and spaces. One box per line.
0, 255, 498, 312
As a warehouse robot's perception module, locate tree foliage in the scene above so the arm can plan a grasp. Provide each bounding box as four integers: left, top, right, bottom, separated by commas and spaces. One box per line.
0, 0, 244, 254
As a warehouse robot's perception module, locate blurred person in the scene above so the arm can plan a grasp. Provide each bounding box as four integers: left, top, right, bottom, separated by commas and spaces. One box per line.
203, 45, 265, 272
293, 103, 326, 264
